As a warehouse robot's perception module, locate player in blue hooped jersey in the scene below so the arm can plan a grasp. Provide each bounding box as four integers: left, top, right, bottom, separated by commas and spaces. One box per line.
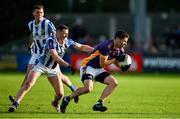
26, 5, 80, 96
8, 25, 94, 112
18, 5, 56, 88
60, 30, 130, 113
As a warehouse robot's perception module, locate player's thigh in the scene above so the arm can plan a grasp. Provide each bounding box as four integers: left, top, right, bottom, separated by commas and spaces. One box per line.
61, 74, 70, 82
26, 64, 34, 73
48, 75, 64, 94
25, 70, 41, 86
103, 75, 118, 86
47, 75, 59, 88
61, 74, 72, 86
83, 79, 93, 92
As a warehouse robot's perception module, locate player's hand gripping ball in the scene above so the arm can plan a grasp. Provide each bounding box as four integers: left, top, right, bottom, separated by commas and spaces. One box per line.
116, 54, 132, 72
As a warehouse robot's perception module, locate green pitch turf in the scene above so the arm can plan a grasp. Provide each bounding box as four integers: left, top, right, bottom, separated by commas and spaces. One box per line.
0, 72, 180, 118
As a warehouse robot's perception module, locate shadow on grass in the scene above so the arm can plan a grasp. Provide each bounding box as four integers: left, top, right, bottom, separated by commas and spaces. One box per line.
0, 110, 179, 116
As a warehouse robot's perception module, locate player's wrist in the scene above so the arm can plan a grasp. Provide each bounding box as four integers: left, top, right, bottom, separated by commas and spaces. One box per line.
67, 64, 71, 68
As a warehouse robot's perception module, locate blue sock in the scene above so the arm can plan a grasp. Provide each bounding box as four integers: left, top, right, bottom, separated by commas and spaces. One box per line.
69, 85, 77, 92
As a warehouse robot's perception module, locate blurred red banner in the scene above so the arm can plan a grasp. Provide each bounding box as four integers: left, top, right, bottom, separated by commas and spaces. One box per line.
71, 53, 143, 72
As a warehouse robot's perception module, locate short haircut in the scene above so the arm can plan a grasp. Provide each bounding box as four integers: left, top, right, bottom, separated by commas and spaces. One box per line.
33, 5, 44, 11
115, 30, 129, 39
57, 24, 69, 31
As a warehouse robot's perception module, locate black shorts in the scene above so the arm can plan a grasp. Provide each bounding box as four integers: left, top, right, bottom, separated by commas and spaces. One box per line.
81, 71, 110, 83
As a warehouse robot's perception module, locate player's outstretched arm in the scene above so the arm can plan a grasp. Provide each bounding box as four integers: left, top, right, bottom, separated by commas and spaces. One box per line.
75, 43, 94, 52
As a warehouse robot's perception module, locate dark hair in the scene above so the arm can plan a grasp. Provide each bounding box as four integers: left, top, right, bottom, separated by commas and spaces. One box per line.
57, 24, 69, 31
115, 30, 129, 39
33, 5, 44, 11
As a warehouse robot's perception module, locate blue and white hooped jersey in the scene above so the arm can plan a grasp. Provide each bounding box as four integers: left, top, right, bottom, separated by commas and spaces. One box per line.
38, 37, 76, 69
28, 18, 56, 55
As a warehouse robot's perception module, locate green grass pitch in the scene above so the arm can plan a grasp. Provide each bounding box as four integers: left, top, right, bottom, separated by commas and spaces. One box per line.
0, 72, 180, 118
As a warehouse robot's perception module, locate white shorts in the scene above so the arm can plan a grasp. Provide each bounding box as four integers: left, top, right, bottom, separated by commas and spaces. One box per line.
80, 66, 106, 79
32, 63, 60, 77
29, 54, 40, 65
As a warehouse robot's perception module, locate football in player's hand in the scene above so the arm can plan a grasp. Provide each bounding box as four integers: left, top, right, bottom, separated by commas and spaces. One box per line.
117, 54, 131, 72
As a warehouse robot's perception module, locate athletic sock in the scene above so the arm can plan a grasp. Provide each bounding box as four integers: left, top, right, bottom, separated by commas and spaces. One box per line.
13, 101, 19, 108
96, 99, 103, 105
69, 85, 77, 92
66, 96, 71, 102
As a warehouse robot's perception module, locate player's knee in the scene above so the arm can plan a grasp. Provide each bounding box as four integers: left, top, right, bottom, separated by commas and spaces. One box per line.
84, 86, 93, 93
111, 79, 118, 87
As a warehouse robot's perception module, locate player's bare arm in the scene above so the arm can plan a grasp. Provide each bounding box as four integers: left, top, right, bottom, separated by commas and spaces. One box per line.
28, 33, 34, 49
99, 55, 116, 67
50, 49, 69, 67
74, 43, 94, 52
